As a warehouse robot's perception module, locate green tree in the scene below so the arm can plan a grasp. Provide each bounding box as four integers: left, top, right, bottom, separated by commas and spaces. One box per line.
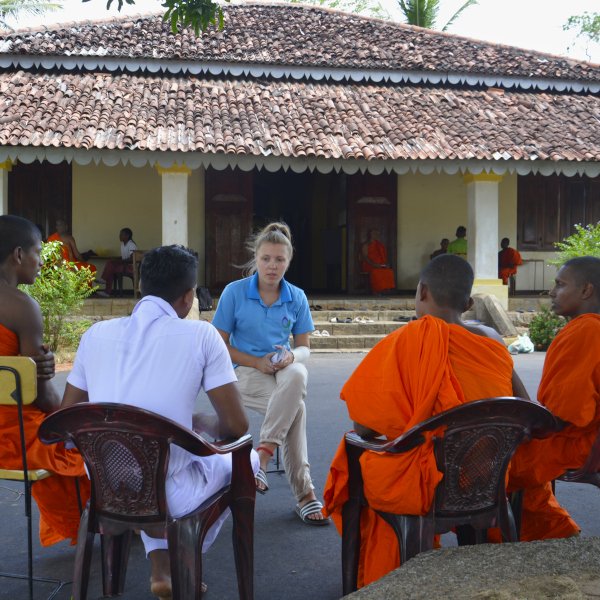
97, 0, 225, 35
287, 0, 388, 20
397, 0, 478, 31
550, 222, 600, 266
0, 0, 61, 28
19, 241, 96, 352
563, 12, 600, 60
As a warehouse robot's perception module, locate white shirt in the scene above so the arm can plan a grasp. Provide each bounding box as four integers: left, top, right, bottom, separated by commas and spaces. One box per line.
67, 295, 237, 477
120, 239, 137, 260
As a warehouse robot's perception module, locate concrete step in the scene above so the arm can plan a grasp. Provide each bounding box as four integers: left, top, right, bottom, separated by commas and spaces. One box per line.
309, 332, 399, 350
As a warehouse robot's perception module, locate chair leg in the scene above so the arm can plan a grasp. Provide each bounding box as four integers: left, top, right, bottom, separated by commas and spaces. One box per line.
383, 513, 435, 564
230, 444, 256, 600
341, 498, 361, 595
498, 498, 518, 543
168, 512, 211, 600
100, 531, 132, 597
509, 490, 523, 541
72, 507, 95, 600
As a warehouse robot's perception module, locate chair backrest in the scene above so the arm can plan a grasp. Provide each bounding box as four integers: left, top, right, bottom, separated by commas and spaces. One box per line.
348, 398, 556, 518
38, 402, 236, 529
0, 357, 37, 406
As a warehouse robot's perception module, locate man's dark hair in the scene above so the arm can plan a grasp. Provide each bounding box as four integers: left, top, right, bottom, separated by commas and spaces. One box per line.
121, 227, 133, 240
140, 245, 198, 303
0, 215, 41, 263
420, 254, 474, 311
456, 226, 466, 238
563, 256, 600, 300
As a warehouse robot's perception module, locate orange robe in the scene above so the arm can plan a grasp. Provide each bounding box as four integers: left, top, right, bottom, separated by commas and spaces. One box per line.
361, 240, 395, 293
323, 316, 514, 587
498, 248, 523, 285
47, 232, 97, 276
0, 322, 90, 546
508, 313, 600, 541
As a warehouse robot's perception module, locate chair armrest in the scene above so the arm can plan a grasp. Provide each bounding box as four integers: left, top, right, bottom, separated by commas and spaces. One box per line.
198, 434, 254, 455
345, 430, 426, 454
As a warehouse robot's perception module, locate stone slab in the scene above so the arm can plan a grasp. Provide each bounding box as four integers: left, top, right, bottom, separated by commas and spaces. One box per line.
346, 537, 600, 600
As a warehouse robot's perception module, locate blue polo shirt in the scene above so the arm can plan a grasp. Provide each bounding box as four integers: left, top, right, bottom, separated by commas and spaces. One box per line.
212, 273, 314, 359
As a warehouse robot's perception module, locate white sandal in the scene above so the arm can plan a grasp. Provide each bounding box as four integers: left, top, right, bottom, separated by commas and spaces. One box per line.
313, 330, 322, 337
321, 330, 330, 336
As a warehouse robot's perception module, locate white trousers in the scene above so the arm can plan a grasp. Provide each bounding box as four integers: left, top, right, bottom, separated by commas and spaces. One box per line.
141, 450, 259, 555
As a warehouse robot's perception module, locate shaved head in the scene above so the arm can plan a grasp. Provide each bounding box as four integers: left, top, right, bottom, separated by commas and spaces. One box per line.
420, 254, 474, 311
562, 256, 600, 301
0, 215, 41, 263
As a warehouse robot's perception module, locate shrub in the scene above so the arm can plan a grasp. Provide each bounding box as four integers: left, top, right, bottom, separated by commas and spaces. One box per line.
550, 222, 600, 266
20, 241, 97, 351
528, 306, 566, 351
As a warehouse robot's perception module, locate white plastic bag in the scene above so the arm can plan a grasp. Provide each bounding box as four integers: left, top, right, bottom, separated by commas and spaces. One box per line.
508, 334, 535, 355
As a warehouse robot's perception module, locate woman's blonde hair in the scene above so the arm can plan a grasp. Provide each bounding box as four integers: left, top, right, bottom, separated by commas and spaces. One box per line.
242, 221, 294, 276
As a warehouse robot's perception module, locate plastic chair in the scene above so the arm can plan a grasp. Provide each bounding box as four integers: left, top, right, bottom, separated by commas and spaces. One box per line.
0, 356, 70, 600
341, 397, 556, 594
511, 426, 600, 537
38, 402, 256, 600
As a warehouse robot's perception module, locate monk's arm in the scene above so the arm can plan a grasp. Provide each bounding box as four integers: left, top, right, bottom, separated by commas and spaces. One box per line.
61, 382, 89, 408
16, 295, 61, 413
66, 234, 83, 261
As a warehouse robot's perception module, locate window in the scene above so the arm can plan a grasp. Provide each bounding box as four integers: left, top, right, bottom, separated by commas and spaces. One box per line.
517, 174, 600, 251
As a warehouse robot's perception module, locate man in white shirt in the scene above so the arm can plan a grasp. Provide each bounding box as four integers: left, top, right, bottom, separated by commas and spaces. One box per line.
61, 245, 254, 598
97, 227, 137, 297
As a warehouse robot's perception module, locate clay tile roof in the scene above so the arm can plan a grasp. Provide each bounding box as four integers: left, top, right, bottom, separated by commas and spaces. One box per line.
1, 3, 598, 84
0, 70, 598, 161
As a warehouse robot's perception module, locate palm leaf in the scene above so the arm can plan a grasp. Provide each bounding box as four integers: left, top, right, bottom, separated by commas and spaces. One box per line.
397, 0, 440, 29
0, 0, 60, 26
442, 0, 478, 31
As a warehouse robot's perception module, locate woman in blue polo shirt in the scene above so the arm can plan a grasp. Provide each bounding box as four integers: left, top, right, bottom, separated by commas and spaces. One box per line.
212, 222, 329, 526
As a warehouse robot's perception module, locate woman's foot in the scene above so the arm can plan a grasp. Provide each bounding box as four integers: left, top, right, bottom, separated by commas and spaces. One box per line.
297, 492, 330, 524
255, 443, 277, 493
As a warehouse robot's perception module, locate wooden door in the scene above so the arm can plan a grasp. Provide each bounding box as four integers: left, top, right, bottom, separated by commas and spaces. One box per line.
346, 173, 397, 293
8, 161, 72, 238
205, 167, 253, 290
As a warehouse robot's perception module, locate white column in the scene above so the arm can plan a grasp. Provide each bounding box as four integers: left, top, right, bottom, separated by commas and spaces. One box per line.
0, 160, 11, 215
156, 164, 191, 246
464, 173, 507, 308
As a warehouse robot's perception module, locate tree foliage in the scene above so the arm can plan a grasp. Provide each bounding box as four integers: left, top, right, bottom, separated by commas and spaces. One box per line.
93, 0, 226, 35
563, 12, 600, 45
550, 222, 600, 266
397, 0, 478, 31
288, 0, 388, 20
0, 0, 61, 28
528, 306, 566, 351
19, 241, 96, 352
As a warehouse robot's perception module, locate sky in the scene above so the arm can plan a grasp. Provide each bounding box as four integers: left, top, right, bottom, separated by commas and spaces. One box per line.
4, 0, 600, 64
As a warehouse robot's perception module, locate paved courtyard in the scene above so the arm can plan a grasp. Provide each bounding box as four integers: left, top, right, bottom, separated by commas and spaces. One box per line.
0, 352, 598, 599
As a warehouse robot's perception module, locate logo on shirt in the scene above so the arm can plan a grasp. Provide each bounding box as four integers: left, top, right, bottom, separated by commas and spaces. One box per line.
281, 316, 292, 334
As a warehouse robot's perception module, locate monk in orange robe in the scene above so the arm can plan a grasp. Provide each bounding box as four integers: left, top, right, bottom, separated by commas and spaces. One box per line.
323, 255, 526, 587
498, 237, 523, 285
508, 256, 600, 541
0, 215, 90, 546
361, 229, 395, 294
48, 218, 97, 276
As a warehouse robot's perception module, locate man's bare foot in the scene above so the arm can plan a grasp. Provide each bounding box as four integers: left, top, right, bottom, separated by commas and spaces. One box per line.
149, 550, 207, 597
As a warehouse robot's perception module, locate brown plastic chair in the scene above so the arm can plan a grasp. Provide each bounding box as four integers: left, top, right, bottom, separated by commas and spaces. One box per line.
341, 397, 556, 594
0, 356, 73, 600
38, 402, 256, 600
511, 426, 600, 537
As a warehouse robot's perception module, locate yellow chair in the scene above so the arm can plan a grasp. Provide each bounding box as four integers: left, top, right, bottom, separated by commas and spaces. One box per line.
0, 356, 68, 600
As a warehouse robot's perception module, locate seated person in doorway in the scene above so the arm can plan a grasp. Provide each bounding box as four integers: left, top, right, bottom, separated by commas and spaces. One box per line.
430, 237, 449, 260
323, 254, 528, 588
48, 217, 97, 277
447, 225, 467, 258
96, 227, 137, 297
498, 237, 523, 285
212, 222, 329, 525
360, 229, 395, 295
507, 256, 600, 542
61, 245, 258, 599
0, 215, 90, 547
